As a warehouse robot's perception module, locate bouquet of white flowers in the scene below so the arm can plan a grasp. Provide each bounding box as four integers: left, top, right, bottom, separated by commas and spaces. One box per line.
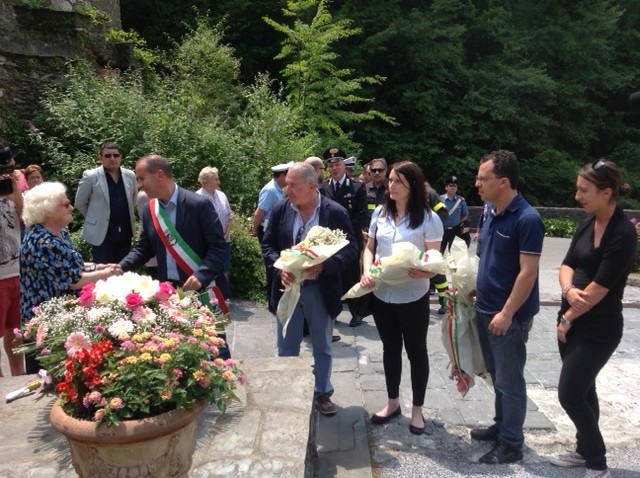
341, 242, 447, 299
273, 226, 349, 337
440, 237, 486, 396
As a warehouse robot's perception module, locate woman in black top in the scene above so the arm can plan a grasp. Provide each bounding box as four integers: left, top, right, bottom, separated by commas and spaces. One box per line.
550, 159, 637, 477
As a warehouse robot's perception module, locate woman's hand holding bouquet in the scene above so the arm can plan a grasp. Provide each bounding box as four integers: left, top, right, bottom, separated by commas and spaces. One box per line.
343, 242, 447, 299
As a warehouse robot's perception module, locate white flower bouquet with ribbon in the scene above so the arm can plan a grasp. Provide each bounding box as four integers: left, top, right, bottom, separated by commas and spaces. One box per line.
341, 241, 447, 299
440, 237, 486, 396
273, 226, 349, 337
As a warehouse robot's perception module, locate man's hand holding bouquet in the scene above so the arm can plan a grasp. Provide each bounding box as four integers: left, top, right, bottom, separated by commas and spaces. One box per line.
273, 226, 349, 337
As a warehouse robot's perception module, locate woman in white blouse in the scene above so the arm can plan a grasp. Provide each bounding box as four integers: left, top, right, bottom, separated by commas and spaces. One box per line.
360, 161, 443, 435
196, 167, 233, 284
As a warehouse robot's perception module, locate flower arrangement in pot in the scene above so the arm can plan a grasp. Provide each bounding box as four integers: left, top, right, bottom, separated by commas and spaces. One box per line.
16, 272, 244, 426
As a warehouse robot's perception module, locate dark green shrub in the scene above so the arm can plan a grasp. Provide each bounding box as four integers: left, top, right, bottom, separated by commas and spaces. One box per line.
68, 228, 92, 262
229, 217, 266, 302
544, 218, 576, 238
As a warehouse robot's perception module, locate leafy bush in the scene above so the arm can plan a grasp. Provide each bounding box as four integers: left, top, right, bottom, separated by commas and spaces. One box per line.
543, 218, 577, 238
229, 217, 266, 302
68, 228, 92, 261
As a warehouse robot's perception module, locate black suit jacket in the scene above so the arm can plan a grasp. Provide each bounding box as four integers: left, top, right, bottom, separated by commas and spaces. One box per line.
262, 194, 358, 318
120, 186, 226, 289
321, 178, 368, 248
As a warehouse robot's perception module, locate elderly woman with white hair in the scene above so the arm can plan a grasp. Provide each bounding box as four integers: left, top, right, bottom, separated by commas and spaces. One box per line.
20, 182, 116, 371
196, 166, 233, 294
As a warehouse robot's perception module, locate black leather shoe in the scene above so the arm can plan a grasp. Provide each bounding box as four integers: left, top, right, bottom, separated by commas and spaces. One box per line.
371, 406, 401, 425
437, 306, 446, 315
470, 424, 499, 442
409, 416, 425, 435
479, 442, 523, 464
349, 315, 364, 327
332, 335, 341, 343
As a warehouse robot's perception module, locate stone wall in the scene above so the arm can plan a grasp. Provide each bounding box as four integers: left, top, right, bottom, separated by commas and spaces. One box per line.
468, 205, 640, 229
0, 0, 122, 130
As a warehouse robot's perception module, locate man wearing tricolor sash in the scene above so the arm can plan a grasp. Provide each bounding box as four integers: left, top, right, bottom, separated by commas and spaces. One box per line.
119, 155, 227, 297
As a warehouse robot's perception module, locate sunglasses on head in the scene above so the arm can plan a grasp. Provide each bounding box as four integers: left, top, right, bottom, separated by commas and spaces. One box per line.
592, 159, 606, 171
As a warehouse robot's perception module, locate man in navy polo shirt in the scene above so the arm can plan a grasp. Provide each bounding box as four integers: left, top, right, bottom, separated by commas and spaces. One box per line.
470, 150, 544, 465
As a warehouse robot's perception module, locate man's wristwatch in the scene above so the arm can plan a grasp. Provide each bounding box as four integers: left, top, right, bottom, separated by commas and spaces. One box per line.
84, 263, 96, 272
560, 314, 572, 328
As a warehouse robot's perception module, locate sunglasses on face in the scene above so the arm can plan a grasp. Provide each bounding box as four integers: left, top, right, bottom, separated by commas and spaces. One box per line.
103, 153, 121, 159
370, 168, 385, 174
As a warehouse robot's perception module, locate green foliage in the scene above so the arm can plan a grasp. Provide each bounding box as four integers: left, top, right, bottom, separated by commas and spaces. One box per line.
106, 29, 158, 67
74, 4, 110, 25
17, 18, 313, 216
67, 228, 92, 261
264, 0, 395, 145
170, 18, 243, 119
228, 217, 266, 302
543, 218, 577, 238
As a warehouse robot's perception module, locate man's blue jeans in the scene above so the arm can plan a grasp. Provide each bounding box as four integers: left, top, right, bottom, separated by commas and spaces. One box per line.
276, 281, 333, 397
475, 312, 533, 449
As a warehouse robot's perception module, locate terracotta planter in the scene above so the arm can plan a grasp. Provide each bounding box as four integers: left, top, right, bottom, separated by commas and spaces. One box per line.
50, 400, 206, 478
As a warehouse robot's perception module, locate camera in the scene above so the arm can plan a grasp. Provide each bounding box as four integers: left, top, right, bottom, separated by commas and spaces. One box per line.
0, 146, 15, 196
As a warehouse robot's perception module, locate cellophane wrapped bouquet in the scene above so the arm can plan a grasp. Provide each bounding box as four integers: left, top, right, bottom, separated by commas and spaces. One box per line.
441, 237, 486, 396
273, 226, 349, 336
342, 241, 447, 299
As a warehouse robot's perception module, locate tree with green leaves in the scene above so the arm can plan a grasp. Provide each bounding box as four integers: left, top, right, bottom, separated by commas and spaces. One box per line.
264, 0, 395, 149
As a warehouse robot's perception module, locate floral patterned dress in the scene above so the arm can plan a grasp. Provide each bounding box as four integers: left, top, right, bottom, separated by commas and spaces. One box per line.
20, 224, 83, 321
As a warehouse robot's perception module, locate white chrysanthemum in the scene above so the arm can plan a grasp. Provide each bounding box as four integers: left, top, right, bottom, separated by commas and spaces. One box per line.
93, 272, 160, 303
108, 319, 134, 337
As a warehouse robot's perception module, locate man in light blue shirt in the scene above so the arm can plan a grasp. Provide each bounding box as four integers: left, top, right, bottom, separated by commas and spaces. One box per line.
250, 163, 289, 242
251, 162, 291, 299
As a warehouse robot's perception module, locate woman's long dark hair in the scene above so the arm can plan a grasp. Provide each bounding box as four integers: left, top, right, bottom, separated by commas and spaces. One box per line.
383, 161, 428, 229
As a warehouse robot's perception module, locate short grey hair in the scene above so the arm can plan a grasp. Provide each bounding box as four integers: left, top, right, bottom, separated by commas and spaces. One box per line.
198, 166, 219, 183
22, 181, 67, 227
304, 156, 324, 171
289, 162, 318, 184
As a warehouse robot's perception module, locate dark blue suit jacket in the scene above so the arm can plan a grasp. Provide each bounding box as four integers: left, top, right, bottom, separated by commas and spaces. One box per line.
120, 186, 226, 289
262, 194, 358, 318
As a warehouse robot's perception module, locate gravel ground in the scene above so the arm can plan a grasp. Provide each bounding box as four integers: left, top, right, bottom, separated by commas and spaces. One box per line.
371, 423, 640, 478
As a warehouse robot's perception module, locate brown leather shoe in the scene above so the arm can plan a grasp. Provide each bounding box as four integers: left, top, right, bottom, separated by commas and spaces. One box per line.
315, 394, 337, 416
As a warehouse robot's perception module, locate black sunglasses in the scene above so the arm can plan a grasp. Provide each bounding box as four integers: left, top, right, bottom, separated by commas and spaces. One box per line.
370, 168, 385, 173
103, 153, 121, 159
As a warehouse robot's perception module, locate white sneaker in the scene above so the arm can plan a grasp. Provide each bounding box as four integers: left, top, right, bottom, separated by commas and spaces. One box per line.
549, 450, 586, 467
583, 469, 612, 478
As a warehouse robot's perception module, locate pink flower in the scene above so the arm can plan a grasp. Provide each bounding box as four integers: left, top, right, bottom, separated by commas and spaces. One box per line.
110, 397, 124, 409
120, 340, 137, 351
155, 282, 176, 302
94, 409, 105, 421
64, 332, 91, 358
78, 283, 96, 307
35, 324, 48, 348
95, 324, 105, 334
125, 292, 144, 310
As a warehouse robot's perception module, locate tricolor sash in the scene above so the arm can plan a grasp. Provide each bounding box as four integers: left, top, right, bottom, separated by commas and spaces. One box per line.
149, 198, 229, 316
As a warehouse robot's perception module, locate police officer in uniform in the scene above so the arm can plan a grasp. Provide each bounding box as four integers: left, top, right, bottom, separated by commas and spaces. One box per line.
322, 147, 368, 327
440, 175, 471, 252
